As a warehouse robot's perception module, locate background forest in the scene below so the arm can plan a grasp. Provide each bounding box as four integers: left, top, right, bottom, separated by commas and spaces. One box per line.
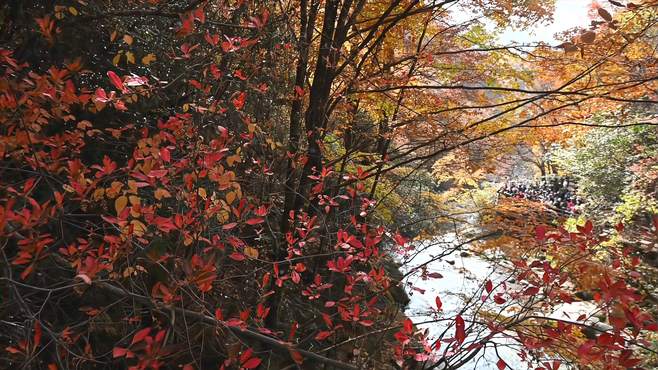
2, 0, 658, 369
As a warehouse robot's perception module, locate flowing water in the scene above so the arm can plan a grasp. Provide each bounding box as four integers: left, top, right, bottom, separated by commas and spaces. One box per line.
401, 232, 597, 369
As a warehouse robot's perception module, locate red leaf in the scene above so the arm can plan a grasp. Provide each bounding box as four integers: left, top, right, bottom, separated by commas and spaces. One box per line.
240, 349, 254, 364
205, 32, 220, 46
577, 220, 593, 234
455, 315, 466, 345
415, 352, 430, 361
155, 330, 166, 343
113, 347, 128, 358
315, 331, 332, 340
322, 313, 333, 328
403, 318, 413, 334
222, 222, 238, 230
226, 318, 244, 327
584, 220, 593, 233
131, 327, 151, 345
497, 358, 507, 370
229, 252, 246, 261
485, 280, 493, 293
233, 92, 246, 110
33, 321, 42, 349
393, 233, 407, 246
242, 357, 262, 369
254, 205, 268, 216
289, 350, 304, 365
234, 69, 247, 80
535, 225, 547, 241
94, 87, 110, 103
160, 147, 171, 162
435, 296, 443, 311
107, 71, 126, 93
245, 218, 264, 225
193, 7, 205, 23
524, 286, 539, 296
411, 286, 425, 294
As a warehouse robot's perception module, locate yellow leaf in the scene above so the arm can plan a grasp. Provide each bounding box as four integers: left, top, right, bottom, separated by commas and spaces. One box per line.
110, 30, 118, 42
244, 246, 259, 259
92, 188, 105, 200
115, 195, 128, 215
226, 154, 241, 167
68, 7, 78, 16
126, 51, 135, 64
130, 220, 147, 236
141, 53, 156, 65
123, 34, 134, 45
154, 188, 172, 200
183, 103, 190, 112
123, 267, 136, 277
54, 5, 66, 19
226, 191, 236, 204
112, 53, 122, 66
128, 195, 141, 206
127, 180, 138, 194
107, 181, 123, 198
216, 209, 230, 223
198, 187, 207, 200
266, 138, 278, 150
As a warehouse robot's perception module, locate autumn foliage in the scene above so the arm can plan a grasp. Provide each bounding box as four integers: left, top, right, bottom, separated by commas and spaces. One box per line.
2, 0, 658, 369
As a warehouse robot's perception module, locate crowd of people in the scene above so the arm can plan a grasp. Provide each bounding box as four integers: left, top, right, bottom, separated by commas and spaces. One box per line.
499, 176, 582, 214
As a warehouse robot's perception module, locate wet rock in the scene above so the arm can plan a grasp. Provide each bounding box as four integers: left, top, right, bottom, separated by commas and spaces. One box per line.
574, 291, 595, 301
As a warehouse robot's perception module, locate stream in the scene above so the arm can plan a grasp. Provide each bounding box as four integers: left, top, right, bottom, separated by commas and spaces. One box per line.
401, 231, 598, 369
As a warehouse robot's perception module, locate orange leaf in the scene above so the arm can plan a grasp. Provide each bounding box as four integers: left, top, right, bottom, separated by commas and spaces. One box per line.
115, 195, 128, 215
